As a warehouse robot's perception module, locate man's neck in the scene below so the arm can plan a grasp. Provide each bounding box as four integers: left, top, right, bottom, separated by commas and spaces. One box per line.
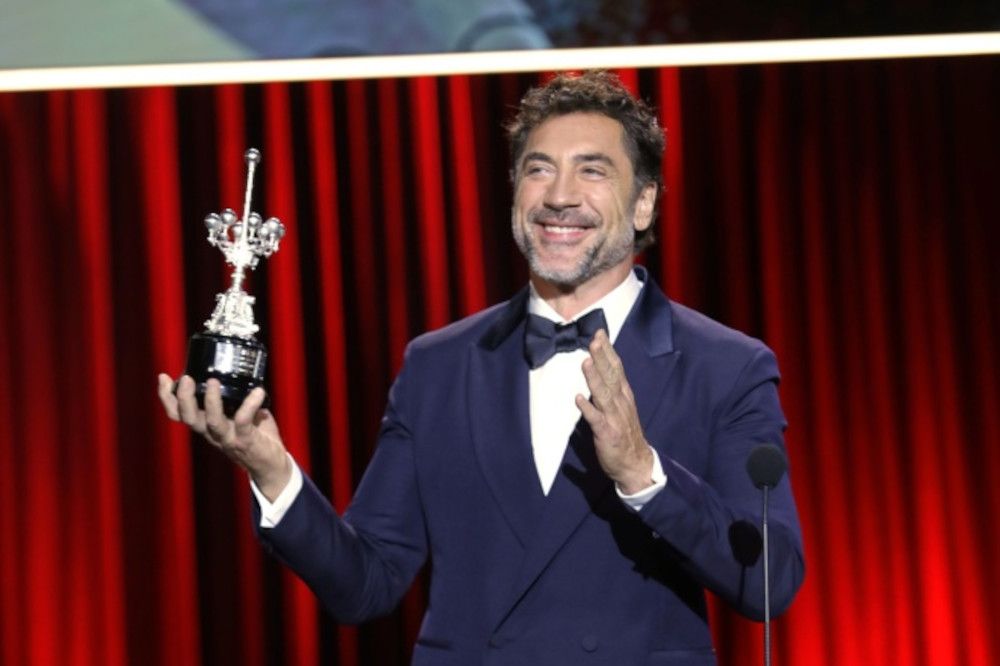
530, 261, 634, 321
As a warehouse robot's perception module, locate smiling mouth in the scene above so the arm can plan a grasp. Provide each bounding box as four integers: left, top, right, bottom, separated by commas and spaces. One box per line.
531, 210, 598, 237
539, 223, 591, 234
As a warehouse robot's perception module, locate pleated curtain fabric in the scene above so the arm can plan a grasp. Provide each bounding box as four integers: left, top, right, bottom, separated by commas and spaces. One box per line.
0, 58, 997, 665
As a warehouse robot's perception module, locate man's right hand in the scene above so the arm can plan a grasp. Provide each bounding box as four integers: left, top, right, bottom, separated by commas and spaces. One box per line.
157, 374, 292, 501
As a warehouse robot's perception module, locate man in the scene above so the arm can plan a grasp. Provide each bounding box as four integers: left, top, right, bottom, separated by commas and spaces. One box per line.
159, 71, 804, 665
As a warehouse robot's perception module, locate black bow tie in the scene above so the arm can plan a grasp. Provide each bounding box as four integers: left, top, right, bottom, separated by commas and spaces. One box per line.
524, 308, 608, 370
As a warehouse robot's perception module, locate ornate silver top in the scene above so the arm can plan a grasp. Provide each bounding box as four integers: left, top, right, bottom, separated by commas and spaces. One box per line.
202, 148, 285, 339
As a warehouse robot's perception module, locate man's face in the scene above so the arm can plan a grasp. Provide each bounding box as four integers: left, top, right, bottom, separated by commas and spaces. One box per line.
511, 112, 654, 290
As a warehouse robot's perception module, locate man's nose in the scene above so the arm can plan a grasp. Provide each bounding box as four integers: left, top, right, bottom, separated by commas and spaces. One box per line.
543, 171, 581, 209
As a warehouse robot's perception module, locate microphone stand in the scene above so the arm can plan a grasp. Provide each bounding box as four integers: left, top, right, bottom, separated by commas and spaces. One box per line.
762, 483, 772, 666
746, 444, 788, 666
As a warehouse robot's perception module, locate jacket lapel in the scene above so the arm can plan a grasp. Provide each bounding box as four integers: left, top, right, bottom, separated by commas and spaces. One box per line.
468, 288, 543, 548
615, 271, 680, 432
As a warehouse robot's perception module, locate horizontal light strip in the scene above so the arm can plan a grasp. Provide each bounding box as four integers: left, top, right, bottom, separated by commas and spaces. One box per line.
2, 31, 998, 92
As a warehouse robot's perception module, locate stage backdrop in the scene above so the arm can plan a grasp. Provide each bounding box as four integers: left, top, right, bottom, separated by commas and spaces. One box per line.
0, 59, 997, 665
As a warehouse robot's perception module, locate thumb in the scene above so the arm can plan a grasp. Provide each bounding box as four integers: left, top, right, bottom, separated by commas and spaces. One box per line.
254, 408, 282, 439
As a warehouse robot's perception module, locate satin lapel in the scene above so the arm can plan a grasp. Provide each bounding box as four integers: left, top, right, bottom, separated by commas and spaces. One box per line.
615, 276, 680, 431
497, 276, 681, 624
469, 291, 540, 548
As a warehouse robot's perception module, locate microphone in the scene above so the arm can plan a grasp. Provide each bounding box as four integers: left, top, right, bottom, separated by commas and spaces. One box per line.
746, 444, 787, 666
748, 444, 787, 489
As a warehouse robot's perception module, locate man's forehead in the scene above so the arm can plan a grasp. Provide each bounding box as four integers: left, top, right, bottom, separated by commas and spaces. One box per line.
522, 112, 629, 160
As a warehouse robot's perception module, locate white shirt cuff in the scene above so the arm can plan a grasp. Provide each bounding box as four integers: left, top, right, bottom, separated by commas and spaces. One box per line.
250, 453, 304, 528
616, 447, 667, 512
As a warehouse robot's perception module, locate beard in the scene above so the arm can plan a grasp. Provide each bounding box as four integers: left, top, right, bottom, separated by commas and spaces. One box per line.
512, 207, 635, 288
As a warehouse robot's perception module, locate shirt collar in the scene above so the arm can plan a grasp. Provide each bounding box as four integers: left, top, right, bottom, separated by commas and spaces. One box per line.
527, 269, 644, 344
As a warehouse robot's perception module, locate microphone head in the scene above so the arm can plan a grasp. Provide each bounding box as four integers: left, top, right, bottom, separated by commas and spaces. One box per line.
747, 444, 788, 489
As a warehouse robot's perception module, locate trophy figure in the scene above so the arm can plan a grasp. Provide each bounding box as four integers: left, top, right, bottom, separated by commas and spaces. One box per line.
179, 148, 285, 416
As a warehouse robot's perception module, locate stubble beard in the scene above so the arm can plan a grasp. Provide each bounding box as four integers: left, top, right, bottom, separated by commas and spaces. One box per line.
512, 209, 635, 289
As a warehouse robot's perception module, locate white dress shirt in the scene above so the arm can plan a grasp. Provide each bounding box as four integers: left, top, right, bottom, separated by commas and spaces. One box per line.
253, 270, 666, 526
526, 270, 665, 508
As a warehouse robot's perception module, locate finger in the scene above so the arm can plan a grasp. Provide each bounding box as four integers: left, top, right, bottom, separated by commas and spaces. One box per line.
590, 330, 624, 388
581, 356, 614, 409
619, 376, 636, 404
202, 379, 230, 443
175, 375, 204, 428
254, 408, 281, 438
586, 332, 613, 386
575, 393, 604, 428
157, 373, 181, 421
233, 387, 267, 440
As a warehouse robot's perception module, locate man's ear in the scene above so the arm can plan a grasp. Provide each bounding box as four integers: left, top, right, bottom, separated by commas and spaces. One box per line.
632, 183, 657, 232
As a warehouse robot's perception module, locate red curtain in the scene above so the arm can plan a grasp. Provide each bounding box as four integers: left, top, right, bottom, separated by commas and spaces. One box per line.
0, 58, 997, 665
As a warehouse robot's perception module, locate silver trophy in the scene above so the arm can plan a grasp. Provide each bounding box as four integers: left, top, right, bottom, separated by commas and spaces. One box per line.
179, 148, 285, 416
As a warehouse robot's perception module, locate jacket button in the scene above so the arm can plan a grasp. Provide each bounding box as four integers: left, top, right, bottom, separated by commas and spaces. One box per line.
488, 636, 502, 649
581, 635, 599, 652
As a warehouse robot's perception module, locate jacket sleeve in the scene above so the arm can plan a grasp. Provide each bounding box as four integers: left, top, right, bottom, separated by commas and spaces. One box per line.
254, 347, 428, 624
636, 345, 805, 620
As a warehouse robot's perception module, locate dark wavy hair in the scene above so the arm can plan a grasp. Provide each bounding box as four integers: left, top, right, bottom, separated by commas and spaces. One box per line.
505, 71, 665, 252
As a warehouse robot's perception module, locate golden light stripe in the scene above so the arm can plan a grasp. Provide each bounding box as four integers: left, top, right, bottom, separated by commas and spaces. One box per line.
2, 31, 998, 92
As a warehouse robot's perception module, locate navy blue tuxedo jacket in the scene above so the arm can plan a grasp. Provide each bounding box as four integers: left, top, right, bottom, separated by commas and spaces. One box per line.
257, 270, 805, 665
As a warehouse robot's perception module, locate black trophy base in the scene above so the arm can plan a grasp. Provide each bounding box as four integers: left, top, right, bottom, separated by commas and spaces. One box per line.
180, 332, 269, 417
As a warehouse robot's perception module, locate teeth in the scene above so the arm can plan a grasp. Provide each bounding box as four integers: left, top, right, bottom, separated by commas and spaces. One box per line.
544, 225, 583, 233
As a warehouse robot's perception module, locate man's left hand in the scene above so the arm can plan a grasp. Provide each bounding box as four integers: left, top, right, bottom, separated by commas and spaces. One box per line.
576, 330, 655, 494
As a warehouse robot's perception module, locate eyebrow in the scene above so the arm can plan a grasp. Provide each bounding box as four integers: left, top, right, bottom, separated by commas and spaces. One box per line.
521, 151, 554, 167
520, 151, 616, 168
574, 152, 615, 167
